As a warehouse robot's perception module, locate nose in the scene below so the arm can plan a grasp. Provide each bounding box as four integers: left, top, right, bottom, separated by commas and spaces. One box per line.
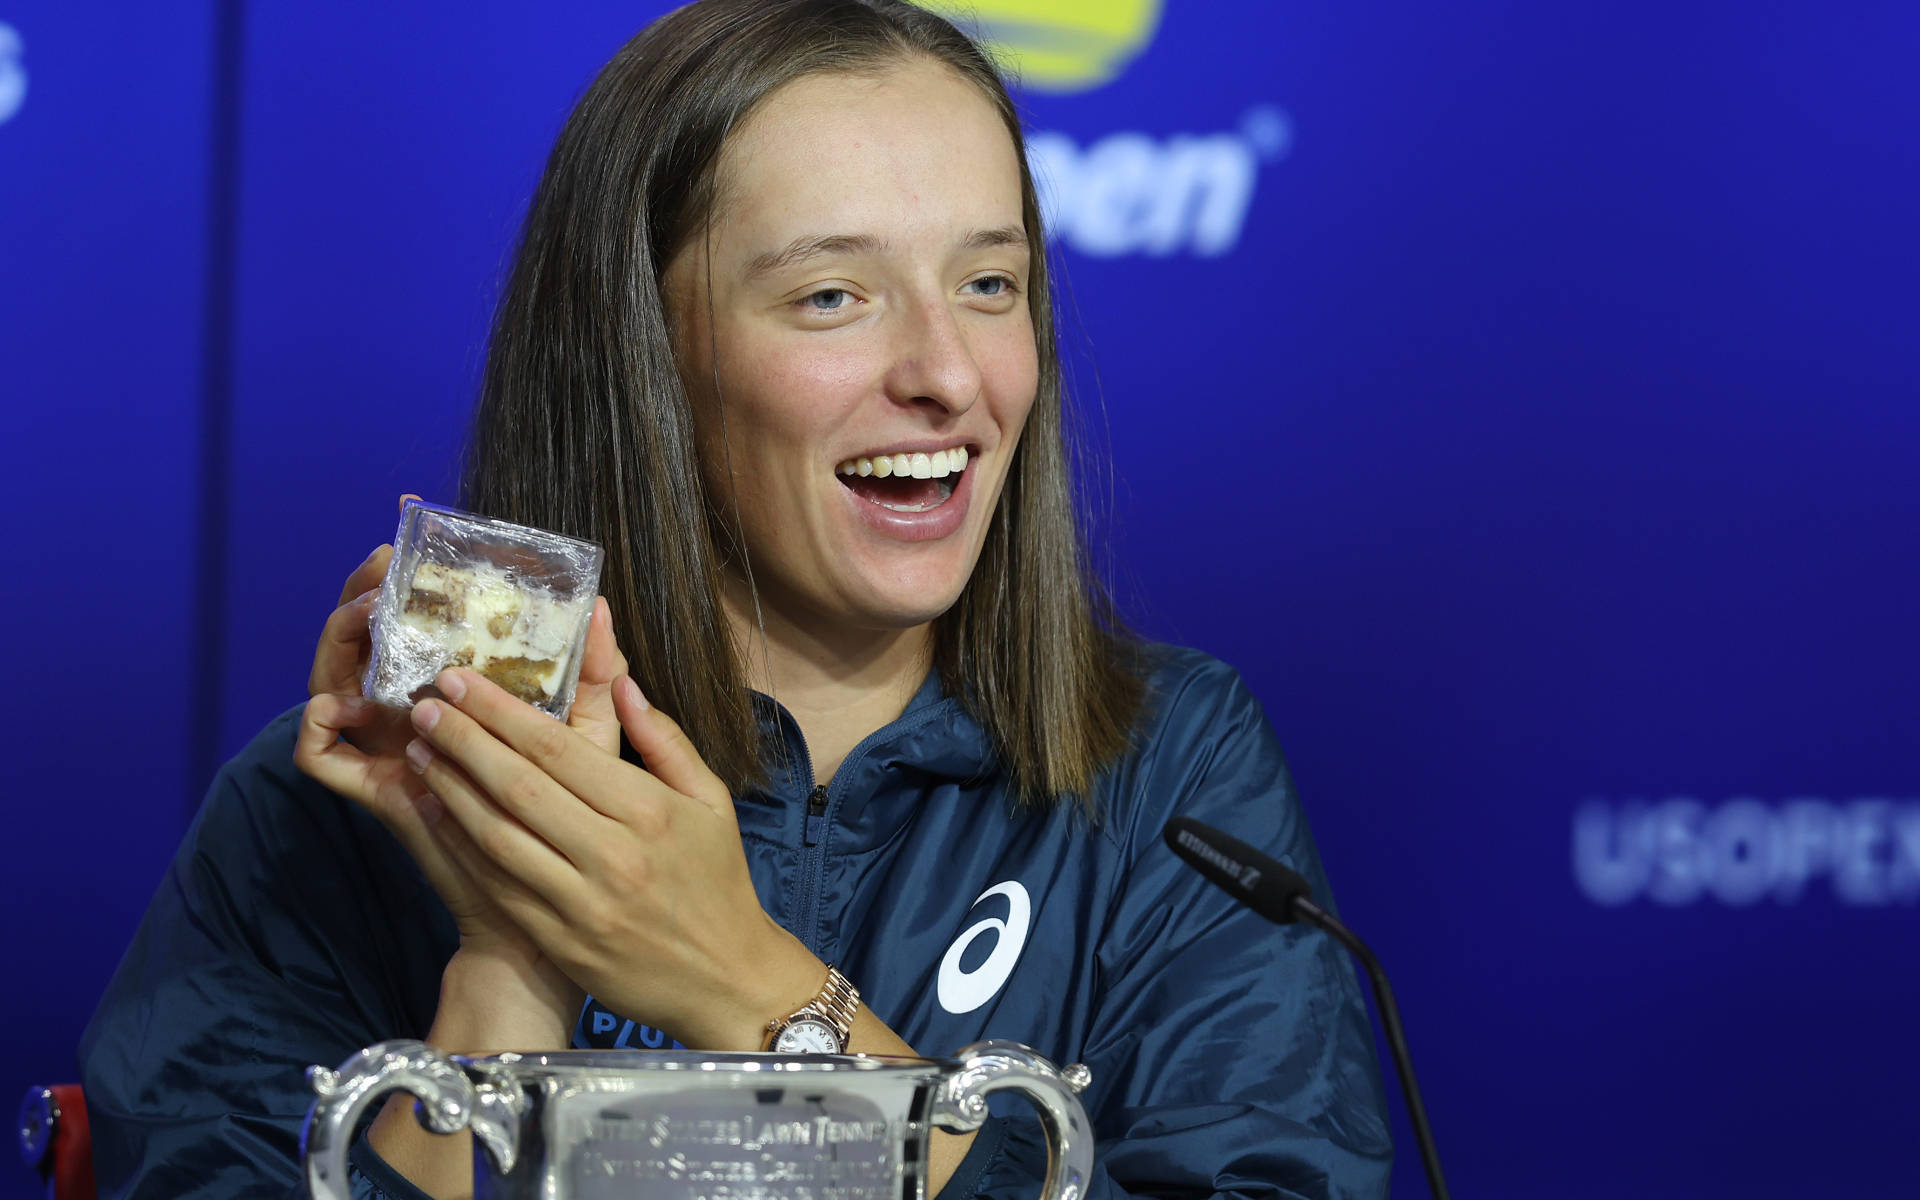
883, 296, 982, 418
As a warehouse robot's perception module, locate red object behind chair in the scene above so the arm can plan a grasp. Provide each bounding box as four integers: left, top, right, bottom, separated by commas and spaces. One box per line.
18, 1084, 96, 1200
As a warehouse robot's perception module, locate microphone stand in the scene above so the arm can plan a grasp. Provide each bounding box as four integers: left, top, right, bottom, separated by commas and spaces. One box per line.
1293, 896, 1450, 1200
1162, 817, 1451, 1198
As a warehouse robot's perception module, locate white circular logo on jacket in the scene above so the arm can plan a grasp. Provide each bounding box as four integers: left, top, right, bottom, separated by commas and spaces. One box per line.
937, 881, 1033, 1014
0, 25, 26, 125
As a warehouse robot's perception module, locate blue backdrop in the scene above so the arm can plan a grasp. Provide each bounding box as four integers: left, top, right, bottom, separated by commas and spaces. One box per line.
4, 2, 1915, 1197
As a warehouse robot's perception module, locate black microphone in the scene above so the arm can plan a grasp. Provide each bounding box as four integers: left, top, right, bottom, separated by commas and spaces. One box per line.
1162, 817, 1451, 1200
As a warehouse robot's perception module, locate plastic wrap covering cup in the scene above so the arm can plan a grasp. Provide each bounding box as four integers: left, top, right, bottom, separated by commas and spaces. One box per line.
363, 501, 605, 721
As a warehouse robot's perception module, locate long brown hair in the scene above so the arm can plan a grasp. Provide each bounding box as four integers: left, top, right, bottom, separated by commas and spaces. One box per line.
463, 0, 1141, 804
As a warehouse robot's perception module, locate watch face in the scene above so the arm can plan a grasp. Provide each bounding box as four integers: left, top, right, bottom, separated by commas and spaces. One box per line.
773, 1018, 841, 1054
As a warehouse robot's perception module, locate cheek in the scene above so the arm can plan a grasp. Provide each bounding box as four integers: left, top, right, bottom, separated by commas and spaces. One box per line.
716, 332, 873, 443
983, 327, 1041, 435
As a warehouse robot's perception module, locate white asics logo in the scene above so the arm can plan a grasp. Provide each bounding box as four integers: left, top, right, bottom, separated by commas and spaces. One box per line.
937, 881, 1032, 1015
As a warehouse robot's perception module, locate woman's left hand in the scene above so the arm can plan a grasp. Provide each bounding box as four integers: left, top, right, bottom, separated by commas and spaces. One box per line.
402, 666, 823, 1050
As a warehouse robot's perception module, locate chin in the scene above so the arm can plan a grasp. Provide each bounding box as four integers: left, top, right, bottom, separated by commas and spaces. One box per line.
851, 592, 963, 632
840, 573, 970, 631
832, 545, 981, 626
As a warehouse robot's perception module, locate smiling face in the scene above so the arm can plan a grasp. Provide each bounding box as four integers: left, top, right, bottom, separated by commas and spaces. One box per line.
664, 56, 1039, 644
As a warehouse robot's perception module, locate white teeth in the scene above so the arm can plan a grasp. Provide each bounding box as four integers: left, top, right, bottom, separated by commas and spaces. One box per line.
832, 447, 973, 479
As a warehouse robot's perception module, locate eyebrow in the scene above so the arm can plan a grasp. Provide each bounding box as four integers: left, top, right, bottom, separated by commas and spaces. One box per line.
744, 233, 887, 281
741, 225, 1030, 281
963, 225, 1030, 253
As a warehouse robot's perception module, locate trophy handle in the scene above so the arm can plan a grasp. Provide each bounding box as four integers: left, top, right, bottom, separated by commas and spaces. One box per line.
932, 1040, 1095, 1200
301, 1040, 478, 1200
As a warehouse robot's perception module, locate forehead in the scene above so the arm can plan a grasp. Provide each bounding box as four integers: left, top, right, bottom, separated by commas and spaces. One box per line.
706, 58, 1026, 260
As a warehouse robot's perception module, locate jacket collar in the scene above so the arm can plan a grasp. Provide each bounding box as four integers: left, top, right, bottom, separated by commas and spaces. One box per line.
746, 670, 1000, 814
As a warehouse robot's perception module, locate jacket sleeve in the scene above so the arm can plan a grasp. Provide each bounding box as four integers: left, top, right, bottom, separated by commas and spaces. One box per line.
79, 708, 453, 1200
953, 655, 1394, 1199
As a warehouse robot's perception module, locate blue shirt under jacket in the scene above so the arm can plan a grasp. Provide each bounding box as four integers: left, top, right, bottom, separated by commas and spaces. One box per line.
80, 646, 1392, 1198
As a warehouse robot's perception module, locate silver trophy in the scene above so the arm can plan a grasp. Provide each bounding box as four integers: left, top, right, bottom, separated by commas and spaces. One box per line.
303, 1040, 1093, 1199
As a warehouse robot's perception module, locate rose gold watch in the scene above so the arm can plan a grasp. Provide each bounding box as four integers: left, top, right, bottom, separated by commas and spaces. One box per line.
764, 965, 861, 1054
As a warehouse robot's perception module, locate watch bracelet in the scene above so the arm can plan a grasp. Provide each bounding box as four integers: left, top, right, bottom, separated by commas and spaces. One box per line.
768, 964, 861, 1045
812, 965, 860, 1040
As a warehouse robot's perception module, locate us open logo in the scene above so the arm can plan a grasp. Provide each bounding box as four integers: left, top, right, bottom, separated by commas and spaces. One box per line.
923, 0, 1291, 258
1574, 797, 1920, 907
921, 0, 1163, 93
1029, 110, 1290, 259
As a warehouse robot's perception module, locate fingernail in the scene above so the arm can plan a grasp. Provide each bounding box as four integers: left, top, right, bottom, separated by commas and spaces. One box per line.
411, 791, 444, 827
436, 670, 467, 703
405, 738, 434, 774
622, 675, 650, 711
411, 701, 440, 733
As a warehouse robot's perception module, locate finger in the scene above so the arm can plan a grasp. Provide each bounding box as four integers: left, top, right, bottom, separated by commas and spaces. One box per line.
309, 588, 380, 697
432, 668, 642, 826
580, 597, 629, 684
406, 727, 583, 917
337, 543, 394, 607
408, 694, 607, 881
423, 800, 571, 946
297, 696, 470, 896
298, 694, 497, 940
298, 693, 442, 824
294, 692, 382, 802
566, 599, 625, 756
614, 675, 733, 816
378, 784, 550, 947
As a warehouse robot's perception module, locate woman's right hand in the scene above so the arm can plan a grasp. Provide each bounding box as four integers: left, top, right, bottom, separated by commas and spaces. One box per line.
294, 542, 630, 949
292, 543, 502, 934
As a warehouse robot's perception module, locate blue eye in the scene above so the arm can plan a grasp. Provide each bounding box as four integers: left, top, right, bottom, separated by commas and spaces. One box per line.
968, 275, 1015, 298
803, 288, 849, 311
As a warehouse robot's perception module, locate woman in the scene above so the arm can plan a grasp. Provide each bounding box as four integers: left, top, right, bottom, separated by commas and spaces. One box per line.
81, 1, 1392, 1196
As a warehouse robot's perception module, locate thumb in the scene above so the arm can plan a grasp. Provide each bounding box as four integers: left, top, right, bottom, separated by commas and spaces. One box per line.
566, 598, 627, 755
615, 674, 731, 815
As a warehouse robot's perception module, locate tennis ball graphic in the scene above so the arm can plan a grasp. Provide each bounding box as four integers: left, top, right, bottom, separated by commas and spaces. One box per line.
921, 0, 1163, 93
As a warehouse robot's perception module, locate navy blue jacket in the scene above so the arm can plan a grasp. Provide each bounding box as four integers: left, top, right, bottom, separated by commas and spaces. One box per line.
81, 647, 1392, 1198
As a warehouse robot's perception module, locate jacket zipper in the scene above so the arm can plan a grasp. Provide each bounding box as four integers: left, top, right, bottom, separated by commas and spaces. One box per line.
802, 784, 829, 847
782, 700, 958, 956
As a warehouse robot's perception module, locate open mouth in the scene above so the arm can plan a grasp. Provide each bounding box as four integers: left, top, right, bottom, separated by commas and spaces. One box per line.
835, 447, 969, 513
